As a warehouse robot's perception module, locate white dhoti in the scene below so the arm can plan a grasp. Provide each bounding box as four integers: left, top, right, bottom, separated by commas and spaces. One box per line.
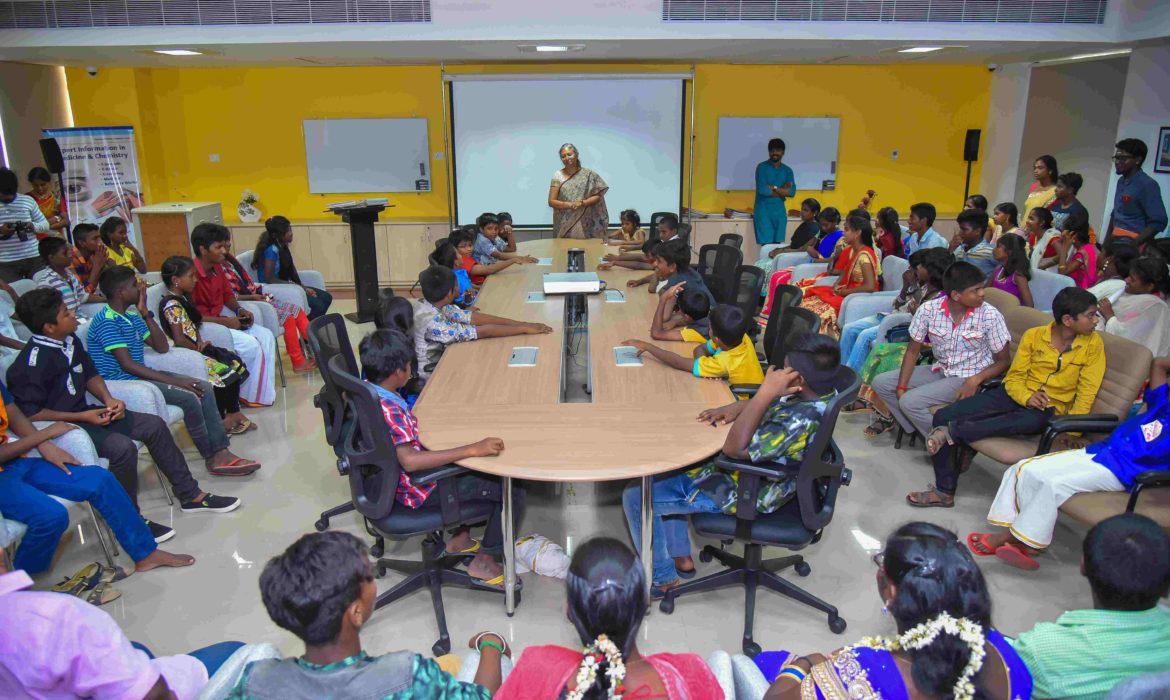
229, 325, 277, 406
987, 449, 1124, 549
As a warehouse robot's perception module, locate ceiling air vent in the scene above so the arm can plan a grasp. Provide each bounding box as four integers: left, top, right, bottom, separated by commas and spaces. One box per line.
662, 0, 1107, 24
0, 0, 432, 28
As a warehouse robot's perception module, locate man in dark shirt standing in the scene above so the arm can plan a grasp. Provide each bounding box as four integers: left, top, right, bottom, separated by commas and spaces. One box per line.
1105, 138, 1168, 249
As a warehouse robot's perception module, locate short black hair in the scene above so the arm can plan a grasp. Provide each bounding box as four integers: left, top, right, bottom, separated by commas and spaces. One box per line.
15, 287, 65, 335
640, 238, 658, 256
27, 166, 52, 183
476, 212, 499, 230
258, 531, 373, 647
619, 209, 641, 228
818, 207, 842, 225
800, 198, 821, 216
1052, 287, 1097, 325
72, 222, 100, 242
965, 194, 988, 210
942, 261, 985, 295
449, 229, 476, 248
910, 202, 937, 226
419, 265, 456, 304
677, 288, 710, 321
496, 212, 512, 225
1116, 138, 1148, 166
37, 236, 70, 262
1129, 256, 1169, 295
956, 209, 988, 234
98, 264, 137, 300
1057, 172, 1083, 194
788, 331, 840, 371
708, 304, 749, 347
0, 168, 17, 195
767, 138, 786, 151
359, 328, 414, 384
98, 216, 127, 247
1084, 513, 1170, 611
919, 248, 956, 290
191, 221, 231, 257
1105, 241, 1140, 279
653, 239, 690, 271
375, 291, 414, 334
658, 213, 679, 233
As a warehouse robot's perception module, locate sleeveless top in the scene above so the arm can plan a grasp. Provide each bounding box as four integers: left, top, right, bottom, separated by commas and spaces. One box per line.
990, 264, 1023, 301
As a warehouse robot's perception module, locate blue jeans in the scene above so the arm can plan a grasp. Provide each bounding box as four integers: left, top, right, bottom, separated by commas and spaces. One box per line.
0, 458, 156, 572
305, 287, 333, 320
840, 314, 882, 371
622, 473, 723, 586
133, 640, 246, 677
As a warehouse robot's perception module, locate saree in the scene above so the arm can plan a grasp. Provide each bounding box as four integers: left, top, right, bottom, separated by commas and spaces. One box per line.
552, 167, 610, 239
759, 235, 846, 318
1101, 293, 1170, 356
495, 645, 722, 699
756, 629, 1032, 700
799, 246, 880, 339
1023, 183, 1056, 217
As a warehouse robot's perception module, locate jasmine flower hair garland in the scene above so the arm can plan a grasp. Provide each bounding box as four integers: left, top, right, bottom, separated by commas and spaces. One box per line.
854, 612, 987, 700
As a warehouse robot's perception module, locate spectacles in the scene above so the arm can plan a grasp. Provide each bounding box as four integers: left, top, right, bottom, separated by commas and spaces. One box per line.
1112, 154, 1136, 162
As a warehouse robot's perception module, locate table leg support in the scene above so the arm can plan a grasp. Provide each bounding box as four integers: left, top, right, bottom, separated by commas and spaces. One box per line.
503, 475, 517, 616
641, 474, 653, 603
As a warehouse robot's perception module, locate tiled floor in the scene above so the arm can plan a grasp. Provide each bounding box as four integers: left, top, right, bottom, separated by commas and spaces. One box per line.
39, 298, 1094, 662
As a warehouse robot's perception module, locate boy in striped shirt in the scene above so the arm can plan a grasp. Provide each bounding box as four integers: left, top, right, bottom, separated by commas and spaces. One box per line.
0, 168, 50, 282
32, 237, 102, 318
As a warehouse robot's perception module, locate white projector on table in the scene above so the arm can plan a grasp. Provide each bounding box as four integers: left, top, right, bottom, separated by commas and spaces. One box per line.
542, 272, 602, 295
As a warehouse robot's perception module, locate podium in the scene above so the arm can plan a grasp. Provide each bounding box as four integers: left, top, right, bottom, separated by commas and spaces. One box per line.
327, 203, 388, 324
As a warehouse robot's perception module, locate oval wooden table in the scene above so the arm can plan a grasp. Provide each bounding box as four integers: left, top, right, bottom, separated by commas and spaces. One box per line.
413, 239, 732, 612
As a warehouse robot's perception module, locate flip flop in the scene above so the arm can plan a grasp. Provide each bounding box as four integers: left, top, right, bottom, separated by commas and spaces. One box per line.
995, 542, 1040, 571
208, 457, 261, 476
906, 487, 954, 508
468, 574, 524, 593
967, 533, 998, 557
226, 421, 250, 435
82, 582, 123, 606
53, 562, 104, 595
440, 539, 481, 558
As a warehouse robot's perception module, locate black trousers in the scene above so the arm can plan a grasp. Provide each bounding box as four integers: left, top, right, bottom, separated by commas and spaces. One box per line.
416, 474, 524, 557
79, 410, 203, 508
930, 386, 1053, 494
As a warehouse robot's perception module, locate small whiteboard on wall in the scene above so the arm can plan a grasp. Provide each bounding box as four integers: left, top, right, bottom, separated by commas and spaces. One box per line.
716, 117, 840, 191
303, 118, 430, 194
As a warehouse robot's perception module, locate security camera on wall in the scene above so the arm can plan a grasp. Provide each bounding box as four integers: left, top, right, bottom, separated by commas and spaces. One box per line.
987, 64, 1001, 72
86, 66, 98, 77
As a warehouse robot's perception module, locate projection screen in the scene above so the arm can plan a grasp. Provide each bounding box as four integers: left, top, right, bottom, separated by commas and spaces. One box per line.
449, 77, 685, 227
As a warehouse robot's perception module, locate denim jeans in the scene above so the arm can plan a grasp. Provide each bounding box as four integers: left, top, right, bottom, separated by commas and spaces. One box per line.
148, 371, 229, 459
622, 472, 722, 586
839, 314, 882, 371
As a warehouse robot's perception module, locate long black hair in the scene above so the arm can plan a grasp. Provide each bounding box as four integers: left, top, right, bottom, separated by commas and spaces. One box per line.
564, 537, 647, 699
993, 202, 1019, 229
845, 211, 875, 249
1130, 255, 1170, 296
252, 215, 291, 270
158, 255, 203, 327
883, 522, 992, 700
996, 233, 1031, 281
877, 206, 904, 258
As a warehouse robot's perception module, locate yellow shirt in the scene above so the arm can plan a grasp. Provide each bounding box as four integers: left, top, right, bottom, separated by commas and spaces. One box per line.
1003, 324, 1105, 416
693, 333, 765, 386
680, 327, 705, 343
105, 244, 137, 270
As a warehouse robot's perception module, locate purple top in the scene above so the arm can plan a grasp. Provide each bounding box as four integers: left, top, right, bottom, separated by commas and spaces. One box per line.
0, 570, 207, 699
990, 264, 1023, 301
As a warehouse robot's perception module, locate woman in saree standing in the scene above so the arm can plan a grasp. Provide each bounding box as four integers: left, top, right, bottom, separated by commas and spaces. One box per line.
549, 143, 610, 239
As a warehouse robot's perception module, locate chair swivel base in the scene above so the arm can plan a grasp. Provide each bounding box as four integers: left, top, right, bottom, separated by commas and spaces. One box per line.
373, 533, 516, 657
314, 501, 356, 532
659, 543, 845, 657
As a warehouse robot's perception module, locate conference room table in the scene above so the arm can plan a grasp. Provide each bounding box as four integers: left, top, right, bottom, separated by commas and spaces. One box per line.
413, 239, 733, 613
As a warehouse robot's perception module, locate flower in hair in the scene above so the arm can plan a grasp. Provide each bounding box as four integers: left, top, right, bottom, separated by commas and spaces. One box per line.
565, 634, 627, 700
850, 613, 986, 700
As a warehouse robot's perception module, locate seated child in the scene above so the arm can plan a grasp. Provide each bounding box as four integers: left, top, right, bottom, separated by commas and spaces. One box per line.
362, 329, 524, 591
99, 217, 147, 274
1055, 211, 1098, 289
89, 266, 261, 477
232, 531, 505, 698
473, 213, 536, 266
70, 223, 110, 296
374, 290, 422, 404
496, 211, 517, 253
604, 237, 658, 275
429, 239, 476, 306
650, 284, 711, 341
908, 287, 1105, 508
607, 213, 681, 260
412, 266, 551, 379
606, 208, 646, 245
623, 303, 763, 387
8, 288, 239, 543
0, 383, 194, 575
629, 239, 716, 305
32, 236, 101, 318
450, 229, 522, 286
622, 333, 850, 595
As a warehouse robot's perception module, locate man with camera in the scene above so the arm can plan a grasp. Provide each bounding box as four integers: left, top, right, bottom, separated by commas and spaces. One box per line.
0, 168, 51, 283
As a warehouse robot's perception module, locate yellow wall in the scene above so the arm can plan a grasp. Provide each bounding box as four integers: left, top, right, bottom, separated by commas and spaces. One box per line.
67, 62, 990, 224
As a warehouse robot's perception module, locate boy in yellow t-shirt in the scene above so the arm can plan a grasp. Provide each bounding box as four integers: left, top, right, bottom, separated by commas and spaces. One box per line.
625, 301, 764, 388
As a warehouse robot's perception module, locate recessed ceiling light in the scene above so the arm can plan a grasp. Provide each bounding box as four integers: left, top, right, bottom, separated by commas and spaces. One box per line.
153, 49, 202, 56
537, 45, 570, 52
898, 46, 944, 53
517, 44, 585, 54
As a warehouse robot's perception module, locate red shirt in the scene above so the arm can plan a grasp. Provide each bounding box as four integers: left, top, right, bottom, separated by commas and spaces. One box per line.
460, 254, 484, 285
192, 258, 235, 317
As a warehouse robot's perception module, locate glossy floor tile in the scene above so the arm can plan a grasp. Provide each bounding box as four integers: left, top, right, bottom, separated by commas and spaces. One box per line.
38, 299, 1094, 661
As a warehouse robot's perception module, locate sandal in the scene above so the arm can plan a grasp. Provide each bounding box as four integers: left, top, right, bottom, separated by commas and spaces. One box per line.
906, 486, 955, 508
101, 565, 131, 584
81, 582, 122, 606
996, 542, 1040, 571
53, 562, 104, 595
292, 359, 318, 373
226, 421, 250, 436
842, 399, 872, 414
208, 457, 261, 476
926, 427, 952, 456
967, 533, 998, 557
468, 574, 524, 593
441, 539, 481, 557
863, 413, 896, 438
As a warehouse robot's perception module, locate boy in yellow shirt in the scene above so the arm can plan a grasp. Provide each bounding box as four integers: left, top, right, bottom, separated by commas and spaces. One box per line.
624, 298, 764, 388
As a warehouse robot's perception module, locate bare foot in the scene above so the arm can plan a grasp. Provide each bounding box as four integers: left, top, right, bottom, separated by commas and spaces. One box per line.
446, 528, 474, 555
136, 549, 196, 572
467, 553, 503, 581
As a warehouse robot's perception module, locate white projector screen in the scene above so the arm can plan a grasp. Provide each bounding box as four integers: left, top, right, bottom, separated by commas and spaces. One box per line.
451, 78, 684, 227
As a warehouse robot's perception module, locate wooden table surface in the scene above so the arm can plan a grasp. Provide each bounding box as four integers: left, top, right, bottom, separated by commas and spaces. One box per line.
413, 239, 732, 481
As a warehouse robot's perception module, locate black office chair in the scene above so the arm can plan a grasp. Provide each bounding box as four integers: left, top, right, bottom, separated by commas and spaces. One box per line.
307, 314, 362, 535
769, 307, 821, 369
329, 355, 506, 656
676, 222, 692, 245
659, 368, 861, 656
697, 244, 743, 304
719, 233, 744, 250
648, 211, 673, 241
760, 284, 803, 367
731, 265, 764, 323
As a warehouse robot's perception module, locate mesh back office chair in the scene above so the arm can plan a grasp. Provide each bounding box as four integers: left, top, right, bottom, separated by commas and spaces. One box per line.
329, 355, 505, 656
731, 265, 765, 323
719, 233, 744, 250
760, 284, 803, 367
768, 306, 820, 369
648, 212, 673, 242
698, 244, 743, 304
307, 314, 363, 537
676, 222, 692, 245
659, 368, 861, 656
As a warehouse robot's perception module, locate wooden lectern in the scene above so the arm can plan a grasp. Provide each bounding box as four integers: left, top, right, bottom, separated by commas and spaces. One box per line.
327, 203, 387, 324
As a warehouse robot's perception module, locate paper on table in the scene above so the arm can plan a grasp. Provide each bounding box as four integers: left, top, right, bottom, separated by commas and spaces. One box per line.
537, 257, 553, 266
614, 346, 643, 367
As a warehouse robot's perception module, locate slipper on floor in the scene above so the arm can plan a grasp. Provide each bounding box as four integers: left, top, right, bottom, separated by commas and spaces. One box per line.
441, 539, 481, 557
906, 488, 954, 508
966, 532, 998, 557
100, 565, 131, 584
468, 574, 523, 593
996, 542, 1040, 571
81, 582, 122, 606
208, 457, 261, 476
54, 562, 104, 595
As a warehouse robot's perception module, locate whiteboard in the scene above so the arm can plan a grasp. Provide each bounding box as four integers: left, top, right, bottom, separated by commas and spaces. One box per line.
716, 117, 840, 191
303, 118, 430, 194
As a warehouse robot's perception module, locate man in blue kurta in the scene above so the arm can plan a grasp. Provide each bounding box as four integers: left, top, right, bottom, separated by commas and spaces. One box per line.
1104, 137, 1168, 249
753, 138, 796, 246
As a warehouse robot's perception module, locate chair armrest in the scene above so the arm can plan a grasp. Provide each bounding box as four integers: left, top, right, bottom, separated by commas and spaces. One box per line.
730, 384, 760, 398
410, 464, 468, 485
790, 263, 828, 284
32, 420, 101, 465
99, 379, 169, 416
1127, 470, 1170, 512
299, 270, 327, 291
1037, 414, 1119, 454
838, 292, 898, 328
144, 345, 207, 380
812, 275, 840, 288
770, 252, 811, 273
714, 453, 800, 481
980, 377, 1004, 391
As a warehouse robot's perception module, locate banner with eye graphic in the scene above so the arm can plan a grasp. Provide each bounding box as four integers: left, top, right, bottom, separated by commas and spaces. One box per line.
41, 126, 144, 249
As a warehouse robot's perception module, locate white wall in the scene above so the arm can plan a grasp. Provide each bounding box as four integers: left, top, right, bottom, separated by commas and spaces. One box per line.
1109, 44, 1170, 236
1013, 57, 1129, 225
979, 64, 1032, 207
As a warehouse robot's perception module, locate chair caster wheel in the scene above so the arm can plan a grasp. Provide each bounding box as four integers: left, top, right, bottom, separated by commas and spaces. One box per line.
743, 641, 762, 658
699, 549, 713, 564
829, 615, 847, 634
371, 544, 384, 558
795, 561, 811, 577
432, 638, 451, 657
658, 597, 675, 614
314, 519, 328, 532
376, 563, 387, 578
